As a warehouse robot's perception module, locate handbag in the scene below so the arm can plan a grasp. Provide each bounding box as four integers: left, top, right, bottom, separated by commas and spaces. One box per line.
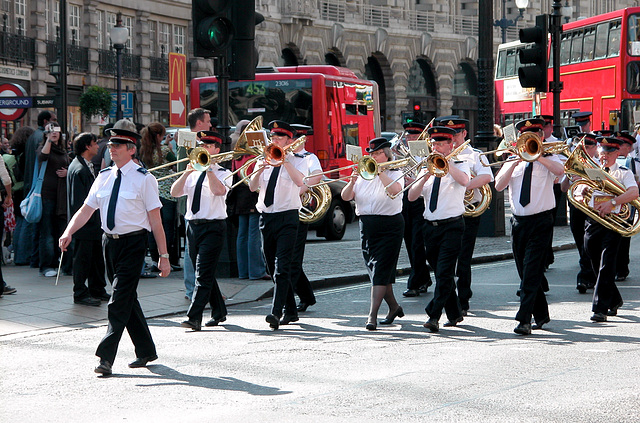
20, 159, 47, 224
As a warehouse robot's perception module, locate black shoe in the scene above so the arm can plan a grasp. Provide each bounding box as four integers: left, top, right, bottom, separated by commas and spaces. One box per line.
607, 301, 623, 316
443, 316, 464, 327
296, 301, 316, 312
514, 323, 532, 335
3, 285, 16, 295
418, 284, 429, 294
181, 319, 201, 331
74, 297, 101, 307
615, 274, 628, 282
379, 306, 405, 325
402, 289, 419, 297
461, 309, 468, 317
532, 316, 551, 330
140, 272, 157, 279
365, 321, 377, 331
280, 315, 299, 325
170, 264, 183, 271
423, 318, 439, 333
266, 314, 280, 330
128, 355, 158, 368
95, 359, 112, 376
590, 312, 607, 322
205, 316, 227, 327
94, 292, 111, 301
577, 283, 587, 294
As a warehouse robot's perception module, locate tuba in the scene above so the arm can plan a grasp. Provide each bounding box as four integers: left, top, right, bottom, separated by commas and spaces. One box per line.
564, 144, 640, 237
463, 171, 493, 217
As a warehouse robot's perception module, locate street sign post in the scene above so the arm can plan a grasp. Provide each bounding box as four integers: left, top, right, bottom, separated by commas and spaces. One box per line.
169, 53, 187, 127
109, 92, 134, 119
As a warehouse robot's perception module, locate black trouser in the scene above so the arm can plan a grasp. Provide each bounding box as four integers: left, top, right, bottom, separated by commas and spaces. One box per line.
97, 232, 155, 364
569, 203, 596, 288
402, 192, 432, 290
287, 221, 315, 314
456, 214, 481, 311
186, 220, 227, 322
260, 210, 299, 318
72, 238, 107, 300
512, 211, 553, 325
423, 217, 464, 322
584, 220, 623, 314
616, 237, 631, 279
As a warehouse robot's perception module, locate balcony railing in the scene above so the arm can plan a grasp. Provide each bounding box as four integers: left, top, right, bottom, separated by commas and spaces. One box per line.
281, 0, 319, 20
363, 4, 390, 28
150, 56, 169, 81
98, 49, 141, 79
0, 30, 36, 65
405, 10, 436, 33
451, 15, 478, 36
319, 0, 346, 22
45, 41, 89, 72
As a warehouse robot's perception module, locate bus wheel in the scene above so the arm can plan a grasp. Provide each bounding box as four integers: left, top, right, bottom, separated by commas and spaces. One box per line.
323, 199, 346, 240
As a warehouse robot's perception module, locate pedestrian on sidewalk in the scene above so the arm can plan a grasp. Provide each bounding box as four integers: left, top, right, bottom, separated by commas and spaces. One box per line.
9, 126, 35, 266
59, 128, 171, 376
0, 149, 15, 296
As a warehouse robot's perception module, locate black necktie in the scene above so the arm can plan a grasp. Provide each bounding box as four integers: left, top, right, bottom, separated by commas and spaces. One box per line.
264, 166, 280, 207
191, 171, 207, 214
604, 167, 610, 173
106, 169, 122, 230
519, 162, 533, 207
429, 177, 441, 212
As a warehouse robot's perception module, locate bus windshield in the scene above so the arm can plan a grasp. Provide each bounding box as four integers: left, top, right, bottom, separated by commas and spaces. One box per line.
199, 79, 313, 126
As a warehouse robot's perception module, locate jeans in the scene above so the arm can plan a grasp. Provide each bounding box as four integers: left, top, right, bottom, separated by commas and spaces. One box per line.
13, 215, 33, 265
236, 213, 266, 279
184, 221, 195, 299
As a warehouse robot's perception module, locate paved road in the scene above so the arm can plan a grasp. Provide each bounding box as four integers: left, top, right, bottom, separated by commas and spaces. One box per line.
2, 248, 639, 422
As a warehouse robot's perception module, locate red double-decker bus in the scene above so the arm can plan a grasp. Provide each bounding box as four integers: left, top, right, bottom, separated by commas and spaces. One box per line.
495, 7, 640, 132
190, 65, 380, 172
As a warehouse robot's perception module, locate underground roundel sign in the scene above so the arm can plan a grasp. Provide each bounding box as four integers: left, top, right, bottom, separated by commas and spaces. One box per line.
0, 83, 29, 121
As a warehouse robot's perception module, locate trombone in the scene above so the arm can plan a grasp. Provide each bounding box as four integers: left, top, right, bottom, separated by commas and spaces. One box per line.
303, 156, 412, 187
385, 140, 471, 199
479, 132, 568, 167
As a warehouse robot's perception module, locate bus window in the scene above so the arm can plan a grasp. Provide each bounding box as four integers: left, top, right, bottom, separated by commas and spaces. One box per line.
583, 26, 596, 61
560, 32, 571, 65
505, 48, 517, 77
358, 105, 368, 115
496, 49, 506, 78
345, 104, 357, 115
342, 124, 359, 147
627, 62, 640, 94
628, 13, 640, 56
608, 20, 621, 57
570, 30, 584, 63
594, 22, 609, 59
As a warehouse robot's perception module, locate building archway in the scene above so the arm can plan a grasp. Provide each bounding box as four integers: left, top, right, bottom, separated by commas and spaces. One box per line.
325, 47, 346, 67
281, 43, 304, 66
365, 53, 393, 131
406, 57, 438, 124
452, 60, 478, 138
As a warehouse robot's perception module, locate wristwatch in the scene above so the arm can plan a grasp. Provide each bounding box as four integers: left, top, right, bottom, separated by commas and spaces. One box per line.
159, 254, 170, 259
611, 199, 618, 206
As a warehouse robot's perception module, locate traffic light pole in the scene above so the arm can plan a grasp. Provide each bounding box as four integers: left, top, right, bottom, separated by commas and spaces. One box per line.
215, 55, 231, 155
551, 1, 563, 138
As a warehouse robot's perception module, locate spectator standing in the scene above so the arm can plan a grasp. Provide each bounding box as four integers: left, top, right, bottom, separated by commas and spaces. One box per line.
0, 151, 15, 296
94, 123, 113, 174
9, 126, 34, 265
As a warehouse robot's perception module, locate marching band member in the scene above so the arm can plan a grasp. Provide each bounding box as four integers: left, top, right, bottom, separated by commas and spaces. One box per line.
59, 128, 171, 375
341, 137, 404, 331
561, 133, 599, 294
171, 131, 231, 331
585, 136, 638, 322
573, 111, 593, 134
614, 131, 638, 282
249, 120, 306, 330
408, 126, 469, 333
437, 117, 493, 315
397, 121, 433, 298
494, 118, 564, 335
286, 124, 323, 318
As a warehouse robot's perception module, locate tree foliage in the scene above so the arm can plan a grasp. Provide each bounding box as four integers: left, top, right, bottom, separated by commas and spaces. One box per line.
79, 86, 112, 118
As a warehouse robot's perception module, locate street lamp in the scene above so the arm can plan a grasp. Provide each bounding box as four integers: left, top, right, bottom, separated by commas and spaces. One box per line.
109, 12, 128, 121
561, 0, 574, 24
494, 0, 529, 44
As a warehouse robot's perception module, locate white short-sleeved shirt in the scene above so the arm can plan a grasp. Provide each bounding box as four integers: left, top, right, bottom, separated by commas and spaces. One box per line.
291, 149, 322, 176
607, 162, 637, 190
85, 159, 162, 234
456, 144, 494, 204
421, 160, 471, 221
353, 169, 404, 216
255, 157, 306, 213
183, 164, 232, 220
505, 155, 563, 216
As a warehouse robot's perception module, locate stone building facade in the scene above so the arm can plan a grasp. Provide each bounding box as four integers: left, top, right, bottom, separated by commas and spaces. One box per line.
0, 0, 634, 135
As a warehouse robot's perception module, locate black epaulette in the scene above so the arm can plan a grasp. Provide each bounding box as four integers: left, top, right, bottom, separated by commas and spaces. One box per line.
454, 160, 464, 164
99, 167, 111, 174
301, 151, 311, 157
473, 148, 482, 154
620, 166, 629, 171
137, 167, 149, 175
542, 153, 553, 157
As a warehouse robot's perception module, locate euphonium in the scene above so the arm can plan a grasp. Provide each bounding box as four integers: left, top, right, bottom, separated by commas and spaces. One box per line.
564, 144, 640, 237
480, 132, 568, 166
463, 171, 493, 217
299, 184, 332, 224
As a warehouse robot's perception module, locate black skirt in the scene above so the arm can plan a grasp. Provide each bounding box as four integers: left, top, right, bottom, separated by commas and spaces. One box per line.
359, 213, 404, 286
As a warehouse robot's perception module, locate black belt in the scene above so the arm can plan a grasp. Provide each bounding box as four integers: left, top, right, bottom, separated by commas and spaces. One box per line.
189, 219, 225, 225
104, 229, 148, 239
425, 216, 462, 227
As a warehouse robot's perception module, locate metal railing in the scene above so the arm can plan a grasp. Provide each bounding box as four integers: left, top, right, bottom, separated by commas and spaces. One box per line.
363, 4, 390, 28
150, 56, 169, 81
98, 49, 141, 79
45, 41, 89, 72
451, 15, 478, 36
0, 30, 36, 65
405, 10, 436, 33
319, 0, 346, 22
281, 0, 319, 19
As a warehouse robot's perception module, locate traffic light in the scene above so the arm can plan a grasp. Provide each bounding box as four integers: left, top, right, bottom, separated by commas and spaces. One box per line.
413, 101, 422, 122
192, 0, 233, 58
229, 0, 264, 80
518, 14, 549, 93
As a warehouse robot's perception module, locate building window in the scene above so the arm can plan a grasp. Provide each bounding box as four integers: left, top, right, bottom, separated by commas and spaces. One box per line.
149, 20, 156, 57
69, 3, 80, 45
97, 10, 104, 49
122, 15, 134, 53
173, 24, 185, 54
14, 0, 25, 34
159, 22, 170, 56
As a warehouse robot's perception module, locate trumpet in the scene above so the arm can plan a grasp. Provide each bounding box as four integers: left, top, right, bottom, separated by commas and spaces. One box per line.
480, 132, 568, 166
152, 147, 237, 182
385, 140, 471, 199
